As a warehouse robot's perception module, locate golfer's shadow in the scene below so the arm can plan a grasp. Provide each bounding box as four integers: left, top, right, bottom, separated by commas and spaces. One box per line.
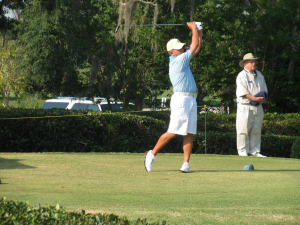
0, 157, 36, 170
0, 157, 35, 185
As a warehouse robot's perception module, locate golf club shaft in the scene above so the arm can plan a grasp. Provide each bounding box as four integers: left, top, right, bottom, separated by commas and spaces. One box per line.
114, 24, 185, 33
122, 24, 185, 27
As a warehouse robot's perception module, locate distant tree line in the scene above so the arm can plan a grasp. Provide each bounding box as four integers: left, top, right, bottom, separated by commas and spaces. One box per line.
1, 0, 299, 112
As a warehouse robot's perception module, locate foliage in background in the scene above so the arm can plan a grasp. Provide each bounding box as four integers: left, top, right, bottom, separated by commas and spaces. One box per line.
0, 198, 163, 225
253, 0, 300, 113
0, 39, 25, 107
0, 109, 298, 157
1, 0, 299, 112
15, 93, 43, 109
15, 0, 106, 97
290, 136, 300, 159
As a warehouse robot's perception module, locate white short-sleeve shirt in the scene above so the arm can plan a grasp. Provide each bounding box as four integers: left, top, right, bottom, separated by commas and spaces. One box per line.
236, 69, 268, 104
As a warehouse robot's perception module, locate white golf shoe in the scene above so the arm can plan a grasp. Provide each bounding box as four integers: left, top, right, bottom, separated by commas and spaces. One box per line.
144, 150, 155, 172
250, 152, 267, 157
180, 162, 190, 173
238, 151, 248, 156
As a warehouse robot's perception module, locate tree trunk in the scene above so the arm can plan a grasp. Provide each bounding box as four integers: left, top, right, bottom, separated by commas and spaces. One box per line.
89, 55, 100, 95
2, 86, 10, 107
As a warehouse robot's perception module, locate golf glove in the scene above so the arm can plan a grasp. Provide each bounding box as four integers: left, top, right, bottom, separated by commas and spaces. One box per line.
196, 22, 203, 31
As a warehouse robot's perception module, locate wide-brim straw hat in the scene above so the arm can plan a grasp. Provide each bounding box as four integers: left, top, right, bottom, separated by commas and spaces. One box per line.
166, 38, 185, 52
239, 53, 258, 67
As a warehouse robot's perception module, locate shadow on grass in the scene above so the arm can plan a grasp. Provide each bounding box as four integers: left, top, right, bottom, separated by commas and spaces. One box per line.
0, 157, 36, 170
162, 169, 300, 173
192, 170, 300, 173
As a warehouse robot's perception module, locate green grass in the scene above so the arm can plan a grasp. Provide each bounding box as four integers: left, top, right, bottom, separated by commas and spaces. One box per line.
1, 153, 300, 224
2, 93, 45, 108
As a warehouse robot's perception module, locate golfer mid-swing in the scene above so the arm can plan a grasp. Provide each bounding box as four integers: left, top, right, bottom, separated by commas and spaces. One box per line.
144, 21, 203, 173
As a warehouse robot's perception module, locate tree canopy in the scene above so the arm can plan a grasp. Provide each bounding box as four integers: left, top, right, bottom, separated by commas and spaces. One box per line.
0, 0, 299, 112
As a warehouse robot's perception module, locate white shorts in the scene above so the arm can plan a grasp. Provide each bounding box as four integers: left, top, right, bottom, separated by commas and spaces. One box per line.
167, 93, 197, 135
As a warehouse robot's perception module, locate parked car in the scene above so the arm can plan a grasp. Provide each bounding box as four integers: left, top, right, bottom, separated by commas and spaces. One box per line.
41, 97, 133, 112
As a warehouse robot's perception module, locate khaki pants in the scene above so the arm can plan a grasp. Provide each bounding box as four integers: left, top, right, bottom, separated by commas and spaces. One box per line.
236, 104, 264, 155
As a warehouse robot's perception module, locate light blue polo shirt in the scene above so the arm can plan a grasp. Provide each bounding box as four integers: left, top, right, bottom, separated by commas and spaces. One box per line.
169, 49, 197, 93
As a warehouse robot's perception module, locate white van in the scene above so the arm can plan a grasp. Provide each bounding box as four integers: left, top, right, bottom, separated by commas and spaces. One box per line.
41, 97, 129, 112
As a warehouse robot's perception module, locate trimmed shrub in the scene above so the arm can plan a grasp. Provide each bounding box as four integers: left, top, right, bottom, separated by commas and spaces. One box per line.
290, 137, 300, 159
0, 198, 164, 225
263, 113, 300, 136
123, 111, 300, 136
261, 134, 297, 158
0, 109, 166, 153
192, 132, 296, 157
193, 132, 237, 155
0, 109, 298, 157
197, 113, 236, 133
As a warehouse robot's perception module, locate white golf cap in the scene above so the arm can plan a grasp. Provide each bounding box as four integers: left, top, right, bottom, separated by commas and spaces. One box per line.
166, 38, 185, 52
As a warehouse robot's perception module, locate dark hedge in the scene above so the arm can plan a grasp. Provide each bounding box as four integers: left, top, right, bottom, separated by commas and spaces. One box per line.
0, 109, 299, 157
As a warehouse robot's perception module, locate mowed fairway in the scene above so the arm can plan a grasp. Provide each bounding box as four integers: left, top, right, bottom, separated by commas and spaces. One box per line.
0, 153, 299, 225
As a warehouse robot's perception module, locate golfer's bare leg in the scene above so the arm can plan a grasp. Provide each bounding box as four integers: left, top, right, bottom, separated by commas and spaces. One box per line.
183, 133, 193, 162
152, 132, 177, 156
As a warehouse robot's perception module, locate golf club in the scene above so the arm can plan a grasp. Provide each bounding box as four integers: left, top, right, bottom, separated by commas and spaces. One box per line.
114, 23, 185, 34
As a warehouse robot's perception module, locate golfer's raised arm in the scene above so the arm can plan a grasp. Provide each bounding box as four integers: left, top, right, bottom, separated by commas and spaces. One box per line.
187, 22, 199, 58
195, 29, 202, 54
